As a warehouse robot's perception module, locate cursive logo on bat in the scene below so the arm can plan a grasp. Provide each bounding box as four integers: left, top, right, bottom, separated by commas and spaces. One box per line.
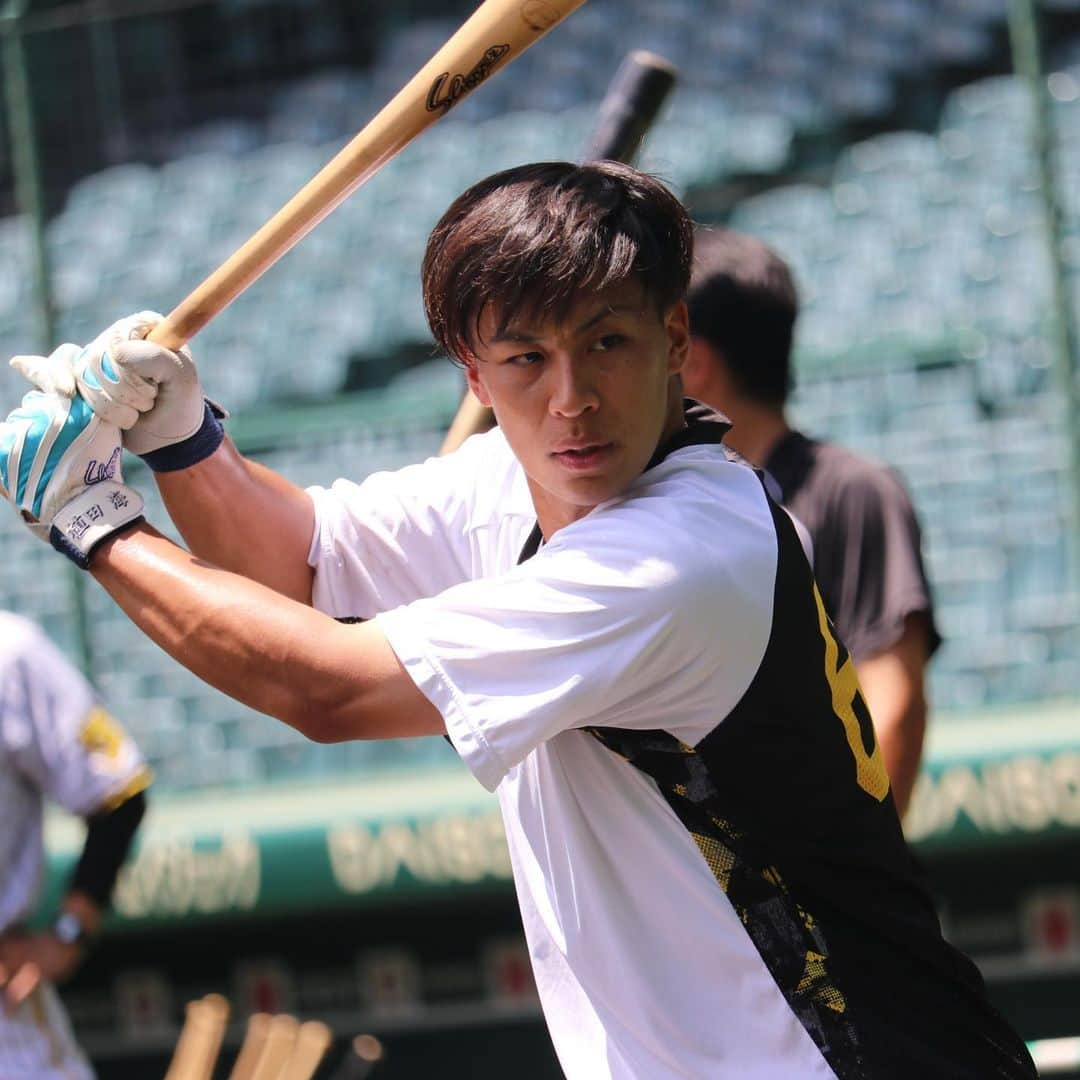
427, 44, 511, 114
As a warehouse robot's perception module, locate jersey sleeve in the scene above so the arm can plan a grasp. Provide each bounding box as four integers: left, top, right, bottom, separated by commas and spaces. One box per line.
0, 620, 150, 817
819, 466, 941, 662
306, 430, 528, 618
376, 485, 777, 792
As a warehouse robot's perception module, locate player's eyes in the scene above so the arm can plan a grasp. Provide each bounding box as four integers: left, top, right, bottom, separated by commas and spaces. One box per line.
592, 333, 625, 352
506, 351, 544, 367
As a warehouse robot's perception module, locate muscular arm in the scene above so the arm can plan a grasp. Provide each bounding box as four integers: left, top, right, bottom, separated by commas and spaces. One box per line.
91, 522, 444, 743
855, 614, 930, 819
153, 438, 316, 604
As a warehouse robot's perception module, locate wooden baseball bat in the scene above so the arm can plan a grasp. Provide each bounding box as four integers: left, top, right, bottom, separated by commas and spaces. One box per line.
164, 993, 230, 1080
438, 48, 678, 455
247, 1013, 299, 1080
228, 1013, 272, 1080
280, 1019, 334, 1080
147, 0, 589, 352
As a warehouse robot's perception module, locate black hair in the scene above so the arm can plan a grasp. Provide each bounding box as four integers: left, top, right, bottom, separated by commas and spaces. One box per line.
423, 160, 694, 363
685, 227, 798, 406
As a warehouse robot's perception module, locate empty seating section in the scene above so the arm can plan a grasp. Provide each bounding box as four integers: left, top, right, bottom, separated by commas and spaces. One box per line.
788, 362, 1076, 713
737, 68, 1079, 714
0, 0, 1076, 792
2, 0, 1030, 400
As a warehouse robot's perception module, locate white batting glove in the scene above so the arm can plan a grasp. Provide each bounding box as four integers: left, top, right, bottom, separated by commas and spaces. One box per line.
0, 388, 144, 567
11, 312, 226, 471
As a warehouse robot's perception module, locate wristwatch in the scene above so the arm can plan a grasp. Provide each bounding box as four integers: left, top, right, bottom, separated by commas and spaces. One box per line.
52, 911, 88, 947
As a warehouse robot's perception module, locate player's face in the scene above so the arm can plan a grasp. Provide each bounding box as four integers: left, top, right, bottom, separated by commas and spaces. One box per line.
466, 281, 689, 537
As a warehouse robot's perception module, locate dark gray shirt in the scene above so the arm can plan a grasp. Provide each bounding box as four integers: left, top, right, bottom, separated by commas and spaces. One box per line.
765, 430, 941, 662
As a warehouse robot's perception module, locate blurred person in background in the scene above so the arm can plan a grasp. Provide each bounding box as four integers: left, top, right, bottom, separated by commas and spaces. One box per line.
0, 611, 150, 1079
683, 227, 940, 817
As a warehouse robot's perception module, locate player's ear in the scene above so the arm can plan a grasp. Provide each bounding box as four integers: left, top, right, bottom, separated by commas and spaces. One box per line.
463, 354, 493, 408
682, 335, 720, 401
664, 300, 690, 376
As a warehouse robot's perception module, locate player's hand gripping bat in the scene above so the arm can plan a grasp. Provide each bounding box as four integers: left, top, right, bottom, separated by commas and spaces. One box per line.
146, 0, 591, 353
438, 48, 678, 455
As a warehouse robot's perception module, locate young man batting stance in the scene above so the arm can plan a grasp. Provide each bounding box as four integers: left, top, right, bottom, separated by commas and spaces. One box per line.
0, 162, 1034, 1079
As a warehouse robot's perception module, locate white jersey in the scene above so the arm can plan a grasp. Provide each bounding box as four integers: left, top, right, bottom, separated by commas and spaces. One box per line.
0, 612, 149, 1080
307, 426, 831, 1079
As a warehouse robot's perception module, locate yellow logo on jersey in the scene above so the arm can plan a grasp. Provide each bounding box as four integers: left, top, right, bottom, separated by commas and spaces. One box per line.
79, 706, 126, 760
813, 585, 890, 802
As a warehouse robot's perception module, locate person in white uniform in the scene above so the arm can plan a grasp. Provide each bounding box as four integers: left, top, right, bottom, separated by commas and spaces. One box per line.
0, 612, 149, 1079
0, 161, 1035, 1078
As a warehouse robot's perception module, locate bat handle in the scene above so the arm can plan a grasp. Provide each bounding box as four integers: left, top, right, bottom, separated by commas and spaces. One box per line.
148, 309, 197, 352
439, 392, 496, 454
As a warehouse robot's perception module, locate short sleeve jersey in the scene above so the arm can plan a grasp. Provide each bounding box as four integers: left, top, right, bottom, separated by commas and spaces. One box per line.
307, 410, 1032, 1080
0, 613, 150, 930
765, 431, 941, 661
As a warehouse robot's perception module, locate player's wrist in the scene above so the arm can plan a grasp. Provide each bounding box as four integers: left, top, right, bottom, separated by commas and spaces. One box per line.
49, 481, 145, 570
52, 910, 94, 950
137, 400, 226, 472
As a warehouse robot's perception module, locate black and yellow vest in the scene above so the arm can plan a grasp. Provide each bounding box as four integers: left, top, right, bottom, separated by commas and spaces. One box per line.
519, 403, 1035, 1080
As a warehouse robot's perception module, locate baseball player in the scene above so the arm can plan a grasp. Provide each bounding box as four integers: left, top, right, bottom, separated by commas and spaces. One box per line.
0, 161, 1034, 1078
682, 228, 940, 816
0, 612, 150, 1079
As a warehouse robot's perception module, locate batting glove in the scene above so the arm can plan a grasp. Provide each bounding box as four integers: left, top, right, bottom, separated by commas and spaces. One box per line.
0, 386, 144, 568
10, 312, 226, 472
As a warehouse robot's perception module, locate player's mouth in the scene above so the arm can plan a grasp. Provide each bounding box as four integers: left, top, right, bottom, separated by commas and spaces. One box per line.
551, 442, 616, 471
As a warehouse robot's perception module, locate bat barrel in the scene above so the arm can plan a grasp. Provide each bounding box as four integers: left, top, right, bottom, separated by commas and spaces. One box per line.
149, 0, 589, 351
579, 50, 677, 165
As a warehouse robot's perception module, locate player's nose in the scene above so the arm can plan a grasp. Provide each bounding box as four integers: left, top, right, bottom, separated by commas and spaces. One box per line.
547, 355, 599, 418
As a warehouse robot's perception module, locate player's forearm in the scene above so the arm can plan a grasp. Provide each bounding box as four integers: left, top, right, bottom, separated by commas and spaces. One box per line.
90, 522, 440, 743
153, 438, 316, 604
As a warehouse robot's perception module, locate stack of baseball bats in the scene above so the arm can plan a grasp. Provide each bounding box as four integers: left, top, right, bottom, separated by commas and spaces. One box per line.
162, 994, 338, 1080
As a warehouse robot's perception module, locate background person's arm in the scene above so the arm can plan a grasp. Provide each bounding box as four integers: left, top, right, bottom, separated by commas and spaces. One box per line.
812, 463, 940, 819
854, 613, 930, 818
0, 793, 145, 1009
0, 616, 151, 1009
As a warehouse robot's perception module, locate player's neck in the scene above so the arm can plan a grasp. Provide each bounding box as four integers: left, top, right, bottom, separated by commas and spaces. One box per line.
721, 402, 790, 468
531, 386, 687, 541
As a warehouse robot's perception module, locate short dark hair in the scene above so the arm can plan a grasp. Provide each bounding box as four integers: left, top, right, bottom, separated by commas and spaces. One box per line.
686, 227, 799, 406
422, 161, 694, 364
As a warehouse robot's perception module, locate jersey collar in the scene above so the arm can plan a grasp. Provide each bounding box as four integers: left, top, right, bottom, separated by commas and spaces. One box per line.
518, 400, 733, 564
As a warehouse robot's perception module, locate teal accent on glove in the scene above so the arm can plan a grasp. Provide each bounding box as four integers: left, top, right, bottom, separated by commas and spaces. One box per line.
81, 363, 102, 391
34, 396, 97, 519
0, 423, 12, 493
10, 393, 51, 506
76, 345, 120, 392
2, 387, 141, 556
